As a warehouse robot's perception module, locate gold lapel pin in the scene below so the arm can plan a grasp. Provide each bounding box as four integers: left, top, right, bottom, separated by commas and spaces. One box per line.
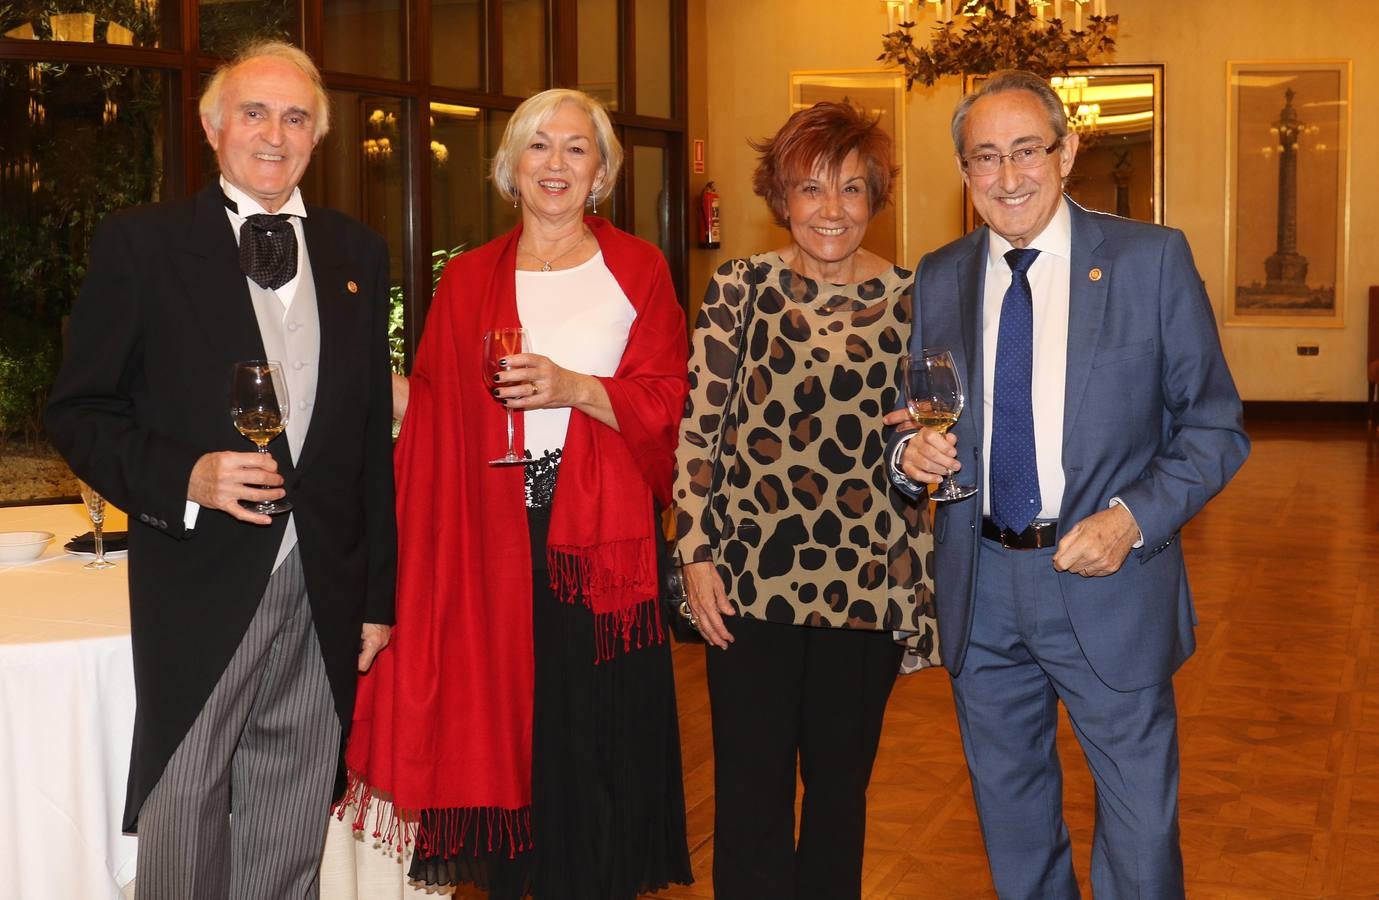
346, 280, 359, 294
1088, 267, 1103, 282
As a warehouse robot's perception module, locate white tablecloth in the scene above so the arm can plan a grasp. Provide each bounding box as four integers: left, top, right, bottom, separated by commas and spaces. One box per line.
0, 503, 424, 899
0, 503, 136, 900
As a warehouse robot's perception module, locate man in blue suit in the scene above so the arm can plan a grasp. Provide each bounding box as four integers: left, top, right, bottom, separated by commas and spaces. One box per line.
889, 71, 1248, 898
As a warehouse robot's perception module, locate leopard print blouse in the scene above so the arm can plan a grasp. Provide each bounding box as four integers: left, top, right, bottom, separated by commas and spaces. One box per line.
673, 253, 938, 665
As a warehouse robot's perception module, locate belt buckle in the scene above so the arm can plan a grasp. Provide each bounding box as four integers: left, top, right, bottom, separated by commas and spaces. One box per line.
999, 526, 1021, 549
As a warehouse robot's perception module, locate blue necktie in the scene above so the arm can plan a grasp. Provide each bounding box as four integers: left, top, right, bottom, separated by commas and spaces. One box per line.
990, 247, 1042, 534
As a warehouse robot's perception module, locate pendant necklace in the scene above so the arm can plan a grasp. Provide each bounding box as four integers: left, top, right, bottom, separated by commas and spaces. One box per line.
522, 232, 587, 272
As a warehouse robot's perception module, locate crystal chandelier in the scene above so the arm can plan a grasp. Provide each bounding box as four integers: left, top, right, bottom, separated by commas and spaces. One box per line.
879, 0, 1117, 90
1051, 74, 1099, 134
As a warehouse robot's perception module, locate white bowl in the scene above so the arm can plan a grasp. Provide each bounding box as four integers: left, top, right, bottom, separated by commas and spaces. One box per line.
0, 531, 55, 565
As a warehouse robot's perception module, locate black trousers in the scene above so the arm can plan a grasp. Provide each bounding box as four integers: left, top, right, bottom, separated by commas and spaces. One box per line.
705, 615, 905, 900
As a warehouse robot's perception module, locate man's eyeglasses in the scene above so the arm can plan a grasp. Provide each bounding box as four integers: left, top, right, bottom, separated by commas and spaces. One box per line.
961, 141, 1062, 177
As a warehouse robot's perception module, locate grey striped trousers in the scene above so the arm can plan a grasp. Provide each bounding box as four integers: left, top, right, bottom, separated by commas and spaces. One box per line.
135, 546, 341, 900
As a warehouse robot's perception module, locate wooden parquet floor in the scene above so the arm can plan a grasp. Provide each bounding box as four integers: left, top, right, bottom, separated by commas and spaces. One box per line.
651, 422, 1379, 899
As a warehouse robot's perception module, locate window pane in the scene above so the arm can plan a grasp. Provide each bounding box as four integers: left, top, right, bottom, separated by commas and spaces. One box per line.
2, 0, 173, 48
634, 0, 671, 118
431, 106, 518, 261
304, 92, 407, 322
502, 0, 545, 99
630, 144, 668, 255
432, 0, 483, 90
323, 0, 403, 80
577, 0, 619, 110
199, 0, 298, 59
0, 63, 172, 502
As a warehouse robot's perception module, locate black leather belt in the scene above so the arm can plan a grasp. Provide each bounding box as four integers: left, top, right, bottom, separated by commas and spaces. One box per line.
982, 518, 1059, 550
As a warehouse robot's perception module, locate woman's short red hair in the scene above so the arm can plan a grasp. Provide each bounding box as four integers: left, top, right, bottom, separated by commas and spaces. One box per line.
751, 101, 897, 228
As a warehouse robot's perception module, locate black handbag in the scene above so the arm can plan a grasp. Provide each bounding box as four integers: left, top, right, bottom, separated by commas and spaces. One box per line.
656, 512, 700, 643
659, 262, 759, 643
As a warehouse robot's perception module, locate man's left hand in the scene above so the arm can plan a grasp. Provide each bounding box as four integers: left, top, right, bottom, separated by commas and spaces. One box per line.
1053, 504, 1140, 577
358, 623, 391, 671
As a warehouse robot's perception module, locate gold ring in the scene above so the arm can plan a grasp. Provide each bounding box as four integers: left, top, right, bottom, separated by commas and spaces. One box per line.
531, 382, 539, 397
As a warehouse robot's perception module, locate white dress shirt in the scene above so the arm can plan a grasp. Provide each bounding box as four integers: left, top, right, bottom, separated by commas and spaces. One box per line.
980, 198, 1071, 521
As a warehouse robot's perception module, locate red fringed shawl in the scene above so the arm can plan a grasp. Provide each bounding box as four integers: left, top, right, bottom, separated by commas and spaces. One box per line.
342, 218, 688, 858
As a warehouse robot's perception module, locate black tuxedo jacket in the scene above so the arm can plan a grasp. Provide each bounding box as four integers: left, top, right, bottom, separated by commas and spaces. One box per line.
45, 182, 397, 831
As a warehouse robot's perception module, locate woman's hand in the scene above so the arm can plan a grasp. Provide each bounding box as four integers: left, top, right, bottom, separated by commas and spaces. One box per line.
494, 352, 619, 430
391, 373, 409, 423
681, 560, 736, 649
493, 352, 575, 408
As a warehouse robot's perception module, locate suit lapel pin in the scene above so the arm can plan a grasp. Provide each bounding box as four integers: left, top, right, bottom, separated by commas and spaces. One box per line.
346, 280, 359, 294
1088, 267, 1103, 282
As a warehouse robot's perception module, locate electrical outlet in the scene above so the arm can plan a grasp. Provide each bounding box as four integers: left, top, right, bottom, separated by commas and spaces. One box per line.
1296, 345, 1320, 356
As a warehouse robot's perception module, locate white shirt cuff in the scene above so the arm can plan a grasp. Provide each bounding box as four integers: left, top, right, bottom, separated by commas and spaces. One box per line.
1108, 497, 1143, 548
890, 432, 923, 493
184, 500, 200, 530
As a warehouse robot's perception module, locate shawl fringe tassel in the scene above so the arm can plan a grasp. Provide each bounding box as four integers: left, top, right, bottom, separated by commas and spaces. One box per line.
547, 538, 666, 660
335, 772, 534, 860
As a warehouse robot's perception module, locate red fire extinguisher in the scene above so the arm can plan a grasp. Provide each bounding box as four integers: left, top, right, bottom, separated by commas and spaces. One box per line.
699, 182, 721, 249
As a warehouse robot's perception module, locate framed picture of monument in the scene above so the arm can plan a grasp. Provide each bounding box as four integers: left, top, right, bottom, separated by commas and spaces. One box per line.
1225, 60, 1351, 327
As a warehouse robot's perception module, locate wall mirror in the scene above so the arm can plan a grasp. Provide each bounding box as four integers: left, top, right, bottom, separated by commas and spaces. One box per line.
963, 64, 1164, 231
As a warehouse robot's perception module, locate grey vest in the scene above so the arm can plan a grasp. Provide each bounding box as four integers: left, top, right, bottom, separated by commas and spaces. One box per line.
246, 235, 321, 571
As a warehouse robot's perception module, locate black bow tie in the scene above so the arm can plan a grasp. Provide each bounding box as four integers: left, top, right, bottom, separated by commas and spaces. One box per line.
239, 213, 298, 291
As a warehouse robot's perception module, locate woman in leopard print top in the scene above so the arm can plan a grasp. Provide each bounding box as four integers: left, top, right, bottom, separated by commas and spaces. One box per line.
673, 102, 937, 900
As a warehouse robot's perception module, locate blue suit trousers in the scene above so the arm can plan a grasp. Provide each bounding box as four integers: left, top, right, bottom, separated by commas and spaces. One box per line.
950, 538, 1185, 899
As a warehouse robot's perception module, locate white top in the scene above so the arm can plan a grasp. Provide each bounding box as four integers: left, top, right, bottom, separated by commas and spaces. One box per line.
516, 251, 636, 455
980, 198, 1071, 521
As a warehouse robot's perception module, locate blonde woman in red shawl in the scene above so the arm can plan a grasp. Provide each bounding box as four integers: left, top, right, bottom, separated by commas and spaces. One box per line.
343, 88, 693, 898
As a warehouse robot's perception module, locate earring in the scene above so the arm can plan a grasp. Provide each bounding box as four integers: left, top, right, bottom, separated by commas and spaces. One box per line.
513, 191, 519, 209
588, 192, 597, 215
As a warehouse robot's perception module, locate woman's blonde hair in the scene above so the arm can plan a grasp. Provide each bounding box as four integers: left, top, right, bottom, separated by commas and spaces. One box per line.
490, 89, 623, 204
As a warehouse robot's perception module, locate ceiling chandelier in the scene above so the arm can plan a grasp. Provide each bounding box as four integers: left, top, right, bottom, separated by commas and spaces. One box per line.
1051, 74, 1099, 134
879, 0, 1117, 90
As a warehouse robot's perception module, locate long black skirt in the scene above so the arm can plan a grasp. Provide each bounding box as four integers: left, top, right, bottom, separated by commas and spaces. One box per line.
408, 505, 693, 898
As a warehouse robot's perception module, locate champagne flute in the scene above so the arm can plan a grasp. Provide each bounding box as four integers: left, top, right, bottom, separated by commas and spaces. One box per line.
482, 328, 532, 466
901, 348, 977, 502
77, 479, 117, 570
231, 360, 293, 514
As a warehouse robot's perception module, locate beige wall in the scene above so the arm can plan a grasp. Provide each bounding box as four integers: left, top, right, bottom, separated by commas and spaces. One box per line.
697, 0, 1379, 401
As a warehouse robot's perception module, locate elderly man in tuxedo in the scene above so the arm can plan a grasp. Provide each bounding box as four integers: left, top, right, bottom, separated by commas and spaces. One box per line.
45, 41, 396, 899
889, 70, 1248, 898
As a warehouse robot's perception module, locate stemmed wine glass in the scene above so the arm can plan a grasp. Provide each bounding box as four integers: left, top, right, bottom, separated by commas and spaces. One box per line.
901, 348, 977, 502
77, 479, 117, 570
231, 360, 293, 514
482, 328, 532, 466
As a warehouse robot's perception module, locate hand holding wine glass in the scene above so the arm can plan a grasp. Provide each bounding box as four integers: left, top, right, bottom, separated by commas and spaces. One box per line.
901, 348, 976, 502
231, 361, 293, 514
482, 328, 532, 465
77, 479, 117, 570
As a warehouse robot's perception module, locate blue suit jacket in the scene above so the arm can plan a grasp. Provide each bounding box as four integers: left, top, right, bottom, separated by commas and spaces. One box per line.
899, 200, 1248, 691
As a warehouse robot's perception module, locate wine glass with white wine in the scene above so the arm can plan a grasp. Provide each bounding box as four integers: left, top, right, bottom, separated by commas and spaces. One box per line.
901, 348, 977, 502
77, 479, 116, 569
230, 360, 292, 515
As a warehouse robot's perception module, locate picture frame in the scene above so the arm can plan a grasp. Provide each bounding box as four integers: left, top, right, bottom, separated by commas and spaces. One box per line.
788, 69, 906, 264
1225, 60, 1351, 328
962, 65, 1164, 233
